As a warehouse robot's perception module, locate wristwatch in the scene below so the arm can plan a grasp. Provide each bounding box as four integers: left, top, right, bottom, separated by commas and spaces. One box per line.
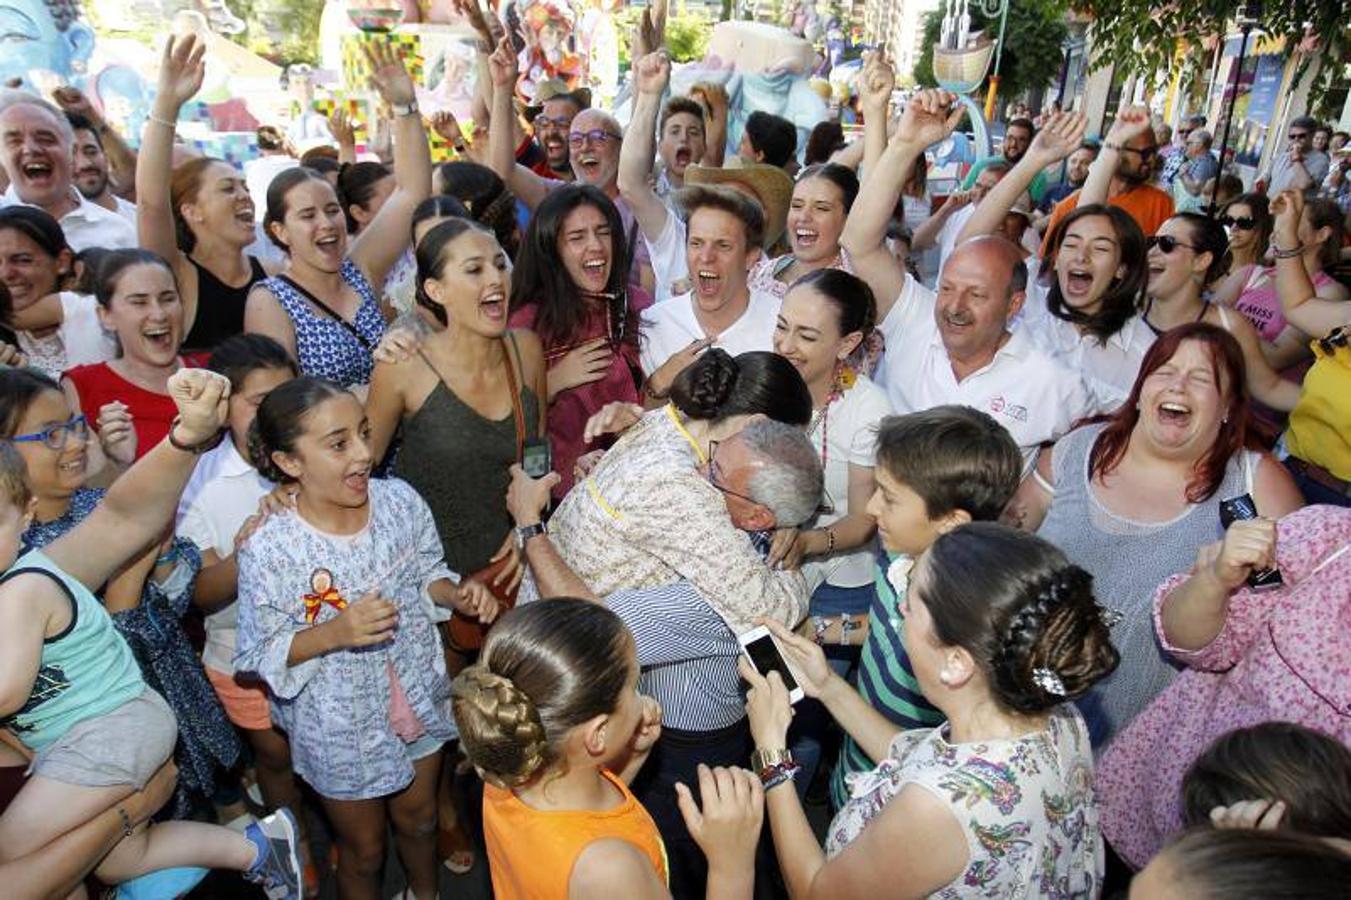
515, 521, 547, 549
751, 747, 793, 774
390, 99, 419, 118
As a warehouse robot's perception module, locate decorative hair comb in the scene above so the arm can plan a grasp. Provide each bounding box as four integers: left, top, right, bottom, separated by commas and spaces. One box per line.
1032, 667, 1067, 697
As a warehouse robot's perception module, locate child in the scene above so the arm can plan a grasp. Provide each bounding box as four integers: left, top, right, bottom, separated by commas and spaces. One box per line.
452, 598, 766, 900
234, 376, 498, 900
0, 368, 300, 897
174, 334, 321, 887
828, 405, 1024, 810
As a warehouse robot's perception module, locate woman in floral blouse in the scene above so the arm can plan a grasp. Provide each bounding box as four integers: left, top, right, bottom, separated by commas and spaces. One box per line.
742, 524, 1119, 898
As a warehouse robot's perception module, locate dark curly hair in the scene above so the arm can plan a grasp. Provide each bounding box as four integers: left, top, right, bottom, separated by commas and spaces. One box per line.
669, 349, 810, 426
918, 522, 1119, 713
246, 376, 350, 483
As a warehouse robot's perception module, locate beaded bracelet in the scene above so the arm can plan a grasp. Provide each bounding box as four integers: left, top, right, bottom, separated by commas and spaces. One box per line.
1272, 243, 1305, 260
147, 112, 176, 129
759, 760, 801, 791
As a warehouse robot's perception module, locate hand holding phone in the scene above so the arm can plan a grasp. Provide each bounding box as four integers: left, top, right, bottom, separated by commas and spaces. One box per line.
738, 626, 805, 704
522, 438, 553, 480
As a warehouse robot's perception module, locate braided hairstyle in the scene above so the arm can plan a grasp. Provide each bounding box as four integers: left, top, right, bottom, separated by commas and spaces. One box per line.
669, 349, 811, 426
451, 599, 633, 789
918, 522, 1119, 713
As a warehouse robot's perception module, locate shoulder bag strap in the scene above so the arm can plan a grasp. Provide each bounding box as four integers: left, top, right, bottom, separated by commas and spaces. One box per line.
502, 333, 527, 463
276, 275, 374, 351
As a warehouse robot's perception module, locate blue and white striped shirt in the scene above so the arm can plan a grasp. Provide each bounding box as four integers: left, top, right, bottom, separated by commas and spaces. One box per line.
606, 581, 744, 732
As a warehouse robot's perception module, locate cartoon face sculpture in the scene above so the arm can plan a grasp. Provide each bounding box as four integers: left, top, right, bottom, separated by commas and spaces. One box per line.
0, 0, 95, 88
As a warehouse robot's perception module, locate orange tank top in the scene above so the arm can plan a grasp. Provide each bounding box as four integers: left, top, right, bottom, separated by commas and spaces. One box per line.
482, 769, 668, 899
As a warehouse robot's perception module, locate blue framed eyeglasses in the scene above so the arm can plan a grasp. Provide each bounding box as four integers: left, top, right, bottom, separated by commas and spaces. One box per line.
9, 414, 88, 450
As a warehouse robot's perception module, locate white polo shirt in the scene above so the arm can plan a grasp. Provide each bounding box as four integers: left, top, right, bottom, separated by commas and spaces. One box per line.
176, 438, 276, 675
110, 194, 138, 229
876, 273, 1095, 473
640, 287, 781, 376
1, 185, 137, 252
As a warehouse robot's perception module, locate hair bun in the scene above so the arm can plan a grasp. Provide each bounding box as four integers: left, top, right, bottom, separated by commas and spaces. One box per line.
451, 664, 550, 789
670, 347, 738, 419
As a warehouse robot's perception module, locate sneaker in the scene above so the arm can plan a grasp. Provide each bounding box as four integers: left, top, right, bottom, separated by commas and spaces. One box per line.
243, 808, 303, 900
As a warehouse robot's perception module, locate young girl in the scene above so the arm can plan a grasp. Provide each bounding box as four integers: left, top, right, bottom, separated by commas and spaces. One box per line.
3, 367, 240, 816
452, 598, 766, 900
63, 249, 206, 465
234, 376, 498, 900
0, 368, 301, 898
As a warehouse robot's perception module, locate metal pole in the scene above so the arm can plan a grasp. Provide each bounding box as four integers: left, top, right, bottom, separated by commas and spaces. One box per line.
983, 0, 1010, 121
1210, 24, 1251, 216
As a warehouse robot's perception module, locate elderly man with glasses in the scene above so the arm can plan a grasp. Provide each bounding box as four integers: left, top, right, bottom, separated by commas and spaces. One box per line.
1262, 115, 1330, 196
1040, 104, 1176, 245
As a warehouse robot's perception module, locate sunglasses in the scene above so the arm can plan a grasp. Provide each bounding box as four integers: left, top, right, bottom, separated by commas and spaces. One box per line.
1146, 235, 1198, 254
568, 129, 621, 148
1288, 132, 1310, 141
1218, 215, 1257, 230
9, 414, 88, 451
1119, 145, 1158, 160
1318, 325, 1349, 356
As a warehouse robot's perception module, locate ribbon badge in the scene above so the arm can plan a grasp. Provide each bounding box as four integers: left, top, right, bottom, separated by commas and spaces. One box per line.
303, 568, 349, 623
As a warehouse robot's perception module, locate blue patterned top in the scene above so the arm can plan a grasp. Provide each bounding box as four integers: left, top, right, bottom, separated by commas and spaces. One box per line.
234, 478, 457, 801
262, 258, 385, 386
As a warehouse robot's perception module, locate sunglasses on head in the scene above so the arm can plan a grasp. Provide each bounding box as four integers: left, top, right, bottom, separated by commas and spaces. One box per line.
1218, 215, 1257, 230
1146, 235, 1197, 254
1318, 325, 1349, 355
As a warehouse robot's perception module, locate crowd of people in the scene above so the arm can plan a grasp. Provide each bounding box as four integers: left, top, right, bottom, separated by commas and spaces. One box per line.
0, 8, 1348, 900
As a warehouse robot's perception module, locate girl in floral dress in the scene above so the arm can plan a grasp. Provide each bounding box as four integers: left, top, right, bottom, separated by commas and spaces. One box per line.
742, 524, 1120, 898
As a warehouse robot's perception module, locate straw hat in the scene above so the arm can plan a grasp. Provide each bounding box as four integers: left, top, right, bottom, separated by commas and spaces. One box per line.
683, 162, 794, 249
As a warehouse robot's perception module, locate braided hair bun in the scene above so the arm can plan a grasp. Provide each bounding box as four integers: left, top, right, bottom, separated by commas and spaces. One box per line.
450, 599, 634, 787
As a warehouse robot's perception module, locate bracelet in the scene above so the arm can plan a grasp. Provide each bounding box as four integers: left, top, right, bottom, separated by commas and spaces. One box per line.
759, 760, 802, 791
840, 614, 863, 645
1272, 243, 1305, 260
750, 746, 793, 773
147, 112, 176, 129
167, 416, 223, 455
823, 527, 836, 554
116, 805, 135, 838
811, 615, 829, 645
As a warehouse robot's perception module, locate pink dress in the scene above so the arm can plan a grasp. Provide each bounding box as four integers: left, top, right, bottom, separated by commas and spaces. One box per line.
509, 289, 653, 497
1095, 504, 1351, 868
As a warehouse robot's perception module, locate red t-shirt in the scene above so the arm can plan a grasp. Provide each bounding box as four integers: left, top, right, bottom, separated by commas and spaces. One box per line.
64, 355, 207, 460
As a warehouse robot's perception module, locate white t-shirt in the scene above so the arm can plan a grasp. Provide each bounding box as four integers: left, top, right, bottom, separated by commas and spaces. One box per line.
639, 288, 782, 376
876, 273, 1095, 474
244, 155, 300, 223
1019, 278, 1154, 414
643, 209, 690, 304
16, 291, 117, 379
1, 186, 137, 252
176, 438, 275, 674
802, 373, 892, 590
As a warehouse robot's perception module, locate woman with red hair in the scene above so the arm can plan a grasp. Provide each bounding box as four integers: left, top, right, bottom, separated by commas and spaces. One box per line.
1007, 322, 1304, 748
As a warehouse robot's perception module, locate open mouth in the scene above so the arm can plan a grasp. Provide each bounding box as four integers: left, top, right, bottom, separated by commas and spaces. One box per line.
1157, 400, 1193, 428
794, 228, 820, 250
315, 234, 342, 255
59, 454, 86, 476
20, 161, 53, 183
1147, 261, 1166, 279
695, 269, 721, 296
143, 326, 175, 353
480, 288, 507, 319
941, 312, 973, 331
577, 155, 601, 179
1064, 268, 1094, 296
545, 137, 565, 153
343, 466, 371, 494
580, 258, 607, 286
674, 148, 692, 168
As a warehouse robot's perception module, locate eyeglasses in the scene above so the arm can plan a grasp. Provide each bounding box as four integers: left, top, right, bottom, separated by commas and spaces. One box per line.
1218, 215, 1257, 231
9, 414, 88, 451
1318, 325, 1349, 355
706, 440, 761, 506
534, 114, 573, 129
1146, 235, 1198, 254
567, 130, 621, 148
1288, 132, 1310, 142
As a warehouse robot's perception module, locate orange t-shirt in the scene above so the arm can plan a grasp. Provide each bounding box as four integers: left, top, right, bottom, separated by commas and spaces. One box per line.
483, 769, 668, 899
1040, 184, 1176, 252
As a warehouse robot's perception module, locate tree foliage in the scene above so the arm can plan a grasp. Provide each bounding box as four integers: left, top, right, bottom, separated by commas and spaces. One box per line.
1071, 0, 1349, 99
913, 0, 1070, 102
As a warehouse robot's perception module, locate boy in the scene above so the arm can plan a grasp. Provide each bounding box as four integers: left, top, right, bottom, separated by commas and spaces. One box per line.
829, 406, 1022, 808
0, 369, 301, 898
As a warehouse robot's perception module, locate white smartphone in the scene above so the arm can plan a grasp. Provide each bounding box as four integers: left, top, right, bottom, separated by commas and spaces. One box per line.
738, 625, 805, 704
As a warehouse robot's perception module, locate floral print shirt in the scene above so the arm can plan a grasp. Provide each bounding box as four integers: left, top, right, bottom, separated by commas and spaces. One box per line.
234, 478, 457, 800
828, 705, 1102, 898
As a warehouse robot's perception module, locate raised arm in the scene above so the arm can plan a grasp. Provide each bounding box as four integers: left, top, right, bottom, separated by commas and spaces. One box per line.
858, 51, 893, 177
45, 369, 229, 593
328, 108, 358, 166
1159, 519, 1275, 651
957, 111, 1086, 245
618, 51, 677, 243
137, 35, 206, 271
1080, 105, 1151, 207
690, 80, 729, 169
842, 86, 960, 320
486, 41, 553, 212
349, 41, 432, 288
1271, 189, 1350, 337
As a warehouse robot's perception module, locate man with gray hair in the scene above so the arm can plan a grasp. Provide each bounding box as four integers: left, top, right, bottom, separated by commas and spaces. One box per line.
504, 416, 822, 896
0, 90, 136, 250
1173, 128, 1219, 212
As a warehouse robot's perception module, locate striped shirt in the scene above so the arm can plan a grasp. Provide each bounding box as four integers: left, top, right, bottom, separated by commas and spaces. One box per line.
830, 549, 944, 810
606, 581, 744, 733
